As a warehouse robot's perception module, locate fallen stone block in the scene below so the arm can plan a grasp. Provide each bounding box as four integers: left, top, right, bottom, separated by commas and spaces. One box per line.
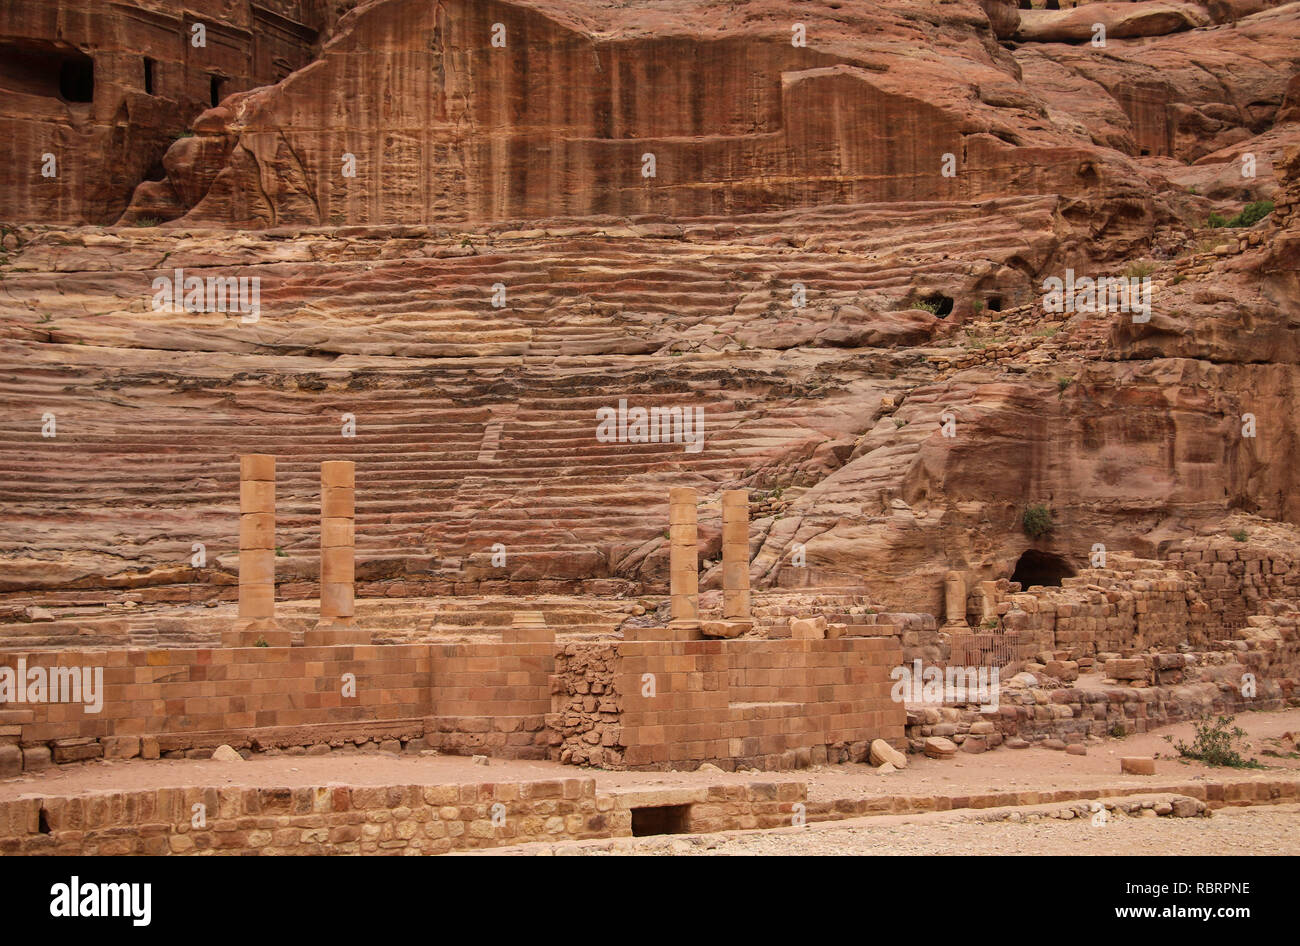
923, 736, 958, 759
21, 745, 52, 771
869, 738, 907, 769
790, 616, 827, 640
701, 620, 749, 639
1121, 757, 1156, 775
1106, 658, 1148, 682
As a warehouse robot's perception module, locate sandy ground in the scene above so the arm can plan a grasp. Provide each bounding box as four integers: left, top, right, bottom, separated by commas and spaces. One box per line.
3, 708, 1297, 803
557, 803, 1300, 856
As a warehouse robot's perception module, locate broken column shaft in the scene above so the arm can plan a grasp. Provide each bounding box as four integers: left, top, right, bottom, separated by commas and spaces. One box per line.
225, 453, 289, 647
721, 489, 752, 625
306, 460, 369, 646
668, 486, 700, 630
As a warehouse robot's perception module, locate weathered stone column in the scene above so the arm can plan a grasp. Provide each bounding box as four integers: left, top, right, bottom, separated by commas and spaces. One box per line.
721, 489, 752, 625
224, 453, 288, 647
668, 487, 700, 630
306, 460, 370, 646
944, 570, 970, 630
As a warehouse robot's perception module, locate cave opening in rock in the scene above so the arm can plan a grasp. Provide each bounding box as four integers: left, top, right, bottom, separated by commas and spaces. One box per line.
210, 74, 225, 107
923, 292, 954, 318
986, 295, 1003, 312
0, 42, 94, 103
144, 57, 155, 95
59, 54, 94, 102
1011, 549, 1075, 589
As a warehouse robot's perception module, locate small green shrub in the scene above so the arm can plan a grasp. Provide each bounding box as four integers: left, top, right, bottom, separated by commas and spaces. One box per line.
1207, 211, 1229, 229
1164, 714, 1261, 768
1109, 722, 1127, 739
133, 217, 161, 228
1057, 376, 1073, 392
1229, 529, 1248, 543
254, 636, 269, 648
1124, 260, 1155, 279
274, 546, 287, 557
916, 299, 940, 315
1022, 503, 1054, 539
1227, 200, 1273, 228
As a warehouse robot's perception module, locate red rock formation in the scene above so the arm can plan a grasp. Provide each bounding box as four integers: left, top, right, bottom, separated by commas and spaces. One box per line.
0, 0, 328, 225
0, 0, 1298, 636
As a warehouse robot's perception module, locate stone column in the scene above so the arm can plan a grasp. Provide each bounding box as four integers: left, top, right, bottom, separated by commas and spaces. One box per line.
225, 454, 288, 647
668, 487, 699, 630
944, 570, 970, 630
306, 460, 369, 646
721, 490, 752, 627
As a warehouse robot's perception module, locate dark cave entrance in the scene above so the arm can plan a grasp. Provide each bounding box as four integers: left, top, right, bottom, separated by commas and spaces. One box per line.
0, 42, 94, 103
922, 292, 954, 318
1010, 550, 1075, 589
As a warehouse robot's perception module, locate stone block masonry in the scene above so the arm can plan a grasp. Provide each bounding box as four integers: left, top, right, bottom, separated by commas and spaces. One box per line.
0, 778, 616, 855
1, 621, 901, 773
0, 778, 812, 855
549, 635, 905, 771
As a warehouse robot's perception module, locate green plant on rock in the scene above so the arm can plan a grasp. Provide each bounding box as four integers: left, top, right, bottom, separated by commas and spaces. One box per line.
1207, 211, 1229, 229
1229, 529, 1248, 543
254, 636, 269, 648
1021, 503, 1054, 539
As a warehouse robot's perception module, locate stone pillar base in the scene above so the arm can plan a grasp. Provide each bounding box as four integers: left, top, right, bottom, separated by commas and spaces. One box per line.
304, 623, 371, 647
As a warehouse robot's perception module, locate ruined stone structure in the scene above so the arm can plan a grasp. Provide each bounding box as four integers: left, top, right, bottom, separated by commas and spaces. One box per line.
2, 0, 1300, 819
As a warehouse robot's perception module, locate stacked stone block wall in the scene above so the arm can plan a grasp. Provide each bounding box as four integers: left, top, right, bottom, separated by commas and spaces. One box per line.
550, 635, 905, 771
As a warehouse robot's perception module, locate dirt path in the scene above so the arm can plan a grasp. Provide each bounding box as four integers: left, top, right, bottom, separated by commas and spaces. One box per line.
537, 803, 1300, 856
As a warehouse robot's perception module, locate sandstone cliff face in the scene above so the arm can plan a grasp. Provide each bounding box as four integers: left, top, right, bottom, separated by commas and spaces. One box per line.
0, 0, 1298, 630
125, 0, 1159, 228
0, 0, 330, 225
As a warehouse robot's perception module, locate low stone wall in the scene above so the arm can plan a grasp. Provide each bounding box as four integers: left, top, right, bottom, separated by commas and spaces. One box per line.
0, 633, 558, 774
1169, 533, 1300, 638
548, 635, 904, 771
0, 777, 811, 855
0, 778, 614, 855
986, 558, 1207, 657
904, 611, 1300, 749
